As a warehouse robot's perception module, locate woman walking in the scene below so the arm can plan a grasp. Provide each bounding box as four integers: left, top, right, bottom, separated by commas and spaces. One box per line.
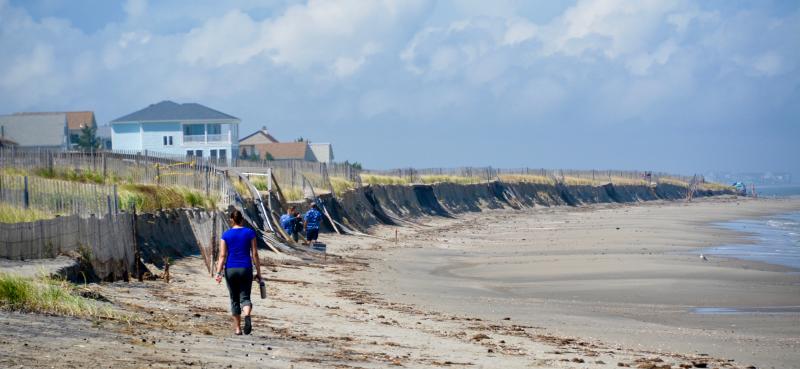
214, 210, 262, 335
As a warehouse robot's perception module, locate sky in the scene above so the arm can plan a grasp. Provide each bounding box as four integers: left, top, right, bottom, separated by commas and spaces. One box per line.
1, 0, 798, 178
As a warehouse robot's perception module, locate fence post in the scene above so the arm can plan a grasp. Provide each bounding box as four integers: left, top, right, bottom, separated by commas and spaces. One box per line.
113, 185, 119, 214
106, 195, 113, 219
131, 204, 142, 282
102, 152, 107, 178
23, 176, 29, 209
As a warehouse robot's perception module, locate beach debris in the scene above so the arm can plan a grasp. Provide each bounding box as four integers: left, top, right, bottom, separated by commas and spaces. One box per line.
471, 333, 491, 341
700, 254, 708, 261
571, 358, 585, 363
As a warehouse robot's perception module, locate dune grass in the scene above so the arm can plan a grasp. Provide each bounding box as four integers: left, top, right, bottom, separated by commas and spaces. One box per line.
330, 177, 356, 197
418, 175, 484, 185
498, 174, 555, 184
283, 187, 304, 202
0, 273, 119, 319
361, 174, 411, 186
698, 182, 734, 191
0, 203, 55, 223
118, 184, 216, 212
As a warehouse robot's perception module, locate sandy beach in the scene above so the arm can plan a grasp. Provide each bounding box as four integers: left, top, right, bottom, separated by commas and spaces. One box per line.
2, 197, 800, 368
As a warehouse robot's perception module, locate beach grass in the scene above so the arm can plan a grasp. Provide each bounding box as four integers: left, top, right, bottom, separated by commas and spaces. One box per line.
361, 174, 411, 186
0, 273, 119, 319
498, 174, 556, 184
282, 187, 304, 201
330, 177, 356, 197
419, 175, 484, 185
118, 184, 216, 212
0, 203, 55, 223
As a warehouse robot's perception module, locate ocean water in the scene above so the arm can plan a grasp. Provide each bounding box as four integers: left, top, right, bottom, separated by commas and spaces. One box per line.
753, 184, 800, 198
704, 211, 800, 270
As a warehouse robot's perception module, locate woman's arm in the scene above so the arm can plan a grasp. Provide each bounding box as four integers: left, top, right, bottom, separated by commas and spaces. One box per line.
251, 237, 261, 281
214, 239, 228, 283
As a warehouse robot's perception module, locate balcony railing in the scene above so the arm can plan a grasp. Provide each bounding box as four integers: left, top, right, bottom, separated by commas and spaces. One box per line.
206, 134, 224, 142
183, 134, 228, 144
184, 135, 205, 143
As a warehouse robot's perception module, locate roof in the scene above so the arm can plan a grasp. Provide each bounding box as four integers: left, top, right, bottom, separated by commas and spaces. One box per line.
65, 111, 96, 130
0, 137, 18, 147
253, 142, 314, 160
14, 111, 96, 130
111, 100, 239, 123
239, 128, 279, 144
0, 113, 67, 147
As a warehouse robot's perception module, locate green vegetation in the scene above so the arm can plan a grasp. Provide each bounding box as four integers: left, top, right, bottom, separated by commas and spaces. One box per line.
498, 174, 555, 184
0, 203, 55, 223
361, 174, 411, 186
76, 125, 102, 152
698, 182, 734, 191
34, 167, 106, 184
0, 273, 118, 319
330, 177, 356, 197
283, 187, 304, 201
419, 175, 484, 185
118, 184, 216, 212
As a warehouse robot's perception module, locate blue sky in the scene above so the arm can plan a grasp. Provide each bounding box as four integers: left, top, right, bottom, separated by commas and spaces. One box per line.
1, 0, 798, 178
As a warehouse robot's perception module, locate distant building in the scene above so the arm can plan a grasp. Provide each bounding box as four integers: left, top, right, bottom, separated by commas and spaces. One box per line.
95, 125, 112, 150
309, 142, 334, 164
239, 126, 279, 159
0, 113, 69, 149
9, 111, 97, 149
242, 142, 317, 161
0, 136, 18, 148
111, 101, 239, 164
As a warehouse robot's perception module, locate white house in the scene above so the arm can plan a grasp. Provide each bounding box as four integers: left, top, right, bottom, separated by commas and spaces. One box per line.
110, 101, 239, 163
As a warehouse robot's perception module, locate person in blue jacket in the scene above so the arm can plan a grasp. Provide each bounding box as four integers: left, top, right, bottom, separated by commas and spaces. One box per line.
304, 203, 323, 244
279, 206, 297, 241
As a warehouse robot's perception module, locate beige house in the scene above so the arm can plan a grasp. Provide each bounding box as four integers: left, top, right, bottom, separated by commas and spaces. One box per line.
309, 142, 334, 164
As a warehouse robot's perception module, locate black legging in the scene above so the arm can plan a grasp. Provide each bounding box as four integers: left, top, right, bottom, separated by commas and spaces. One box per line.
224, 267, 253, 315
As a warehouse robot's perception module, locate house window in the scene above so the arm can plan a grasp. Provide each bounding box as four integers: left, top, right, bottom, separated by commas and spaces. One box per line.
210, 149, 217, 159
195, 150, 203, 157
163, 136, 174, 146
169, 136, 173, 145
219, 149, 226, 160
186, 150, 194, 157
207, 124, 222, 142
183, 124, 205, 142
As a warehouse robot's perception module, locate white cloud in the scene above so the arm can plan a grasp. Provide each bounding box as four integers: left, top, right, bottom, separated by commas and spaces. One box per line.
752, 52, 782, 77
178, 0, 429, 74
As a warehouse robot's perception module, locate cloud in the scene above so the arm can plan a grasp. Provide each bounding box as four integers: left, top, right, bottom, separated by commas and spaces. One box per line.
179, 0, 430, 74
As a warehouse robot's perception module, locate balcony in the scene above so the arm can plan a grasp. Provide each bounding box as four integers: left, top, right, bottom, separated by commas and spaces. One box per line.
182, 134, 230, 144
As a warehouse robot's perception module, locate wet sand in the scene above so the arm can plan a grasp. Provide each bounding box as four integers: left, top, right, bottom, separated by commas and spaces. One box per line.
364, 197, 800, 368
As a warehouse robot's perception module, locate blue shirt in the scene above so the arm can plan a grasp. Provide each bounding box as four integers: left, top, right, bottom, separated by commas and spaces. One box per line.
304, 208, 323, 230
221, 227, 256, 269
280, 214, 294, 234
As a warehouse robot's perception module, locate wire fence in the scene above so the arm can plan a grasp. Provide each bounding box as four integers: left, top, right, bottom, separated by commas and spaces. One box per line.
363, 166, 696, 185
0, 175, 120, 218
0, 148, 236, 210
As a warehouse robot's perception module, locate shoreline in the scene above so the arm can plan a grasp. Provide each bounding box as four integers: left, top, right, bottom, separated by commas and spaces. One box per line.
359, 197, 800, 368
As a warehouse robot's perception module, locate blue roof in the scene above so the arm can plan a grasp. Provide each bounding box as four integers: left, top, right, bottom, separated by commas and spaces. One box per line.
111, 101, 239, 123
